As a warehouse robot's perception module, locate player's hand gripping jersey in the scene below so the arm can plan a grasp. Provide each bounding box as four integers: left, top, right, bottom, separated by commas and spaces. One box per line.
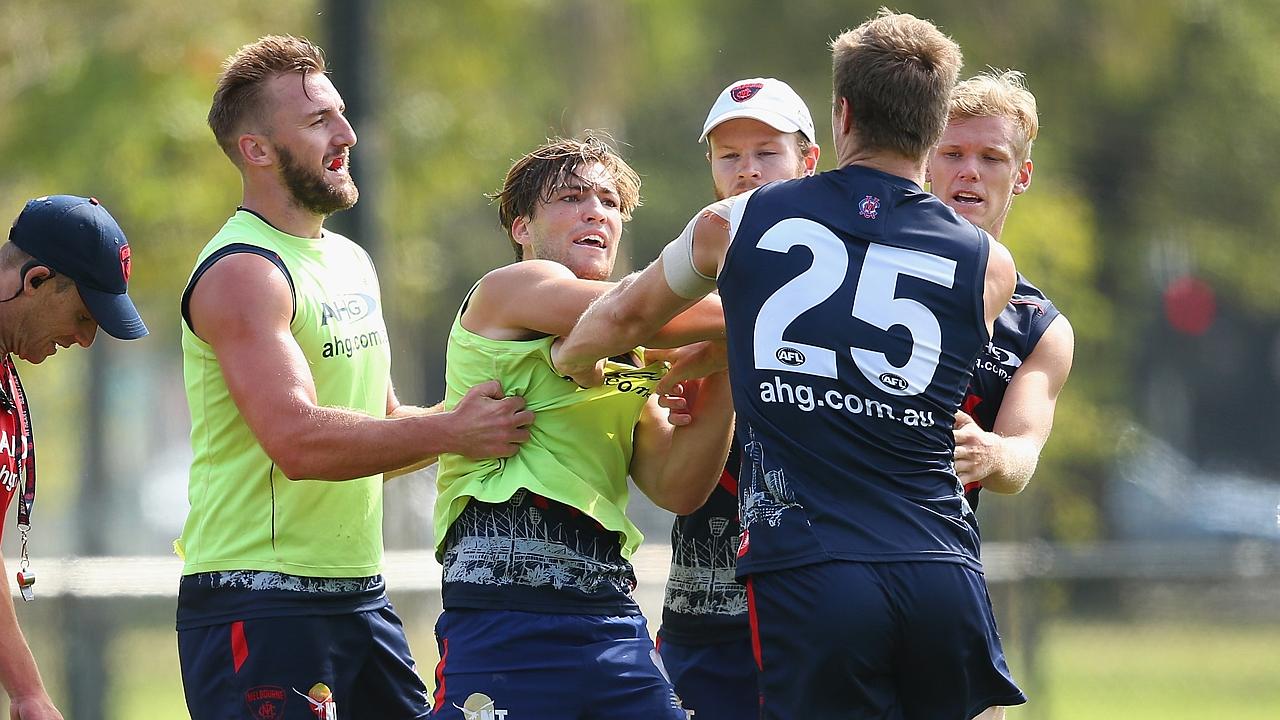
960, 275, 1061, 509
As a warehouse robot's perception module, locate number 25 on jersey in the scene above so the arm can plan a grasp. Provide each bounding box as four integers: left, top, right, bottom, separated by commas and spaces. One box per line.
751, 218, 956, 397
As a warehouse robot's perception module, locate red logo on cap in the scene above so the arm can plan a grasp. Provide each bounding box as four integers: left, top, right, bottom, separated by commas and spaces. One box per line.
119, 245, 132, 282
730, 83, 765, 102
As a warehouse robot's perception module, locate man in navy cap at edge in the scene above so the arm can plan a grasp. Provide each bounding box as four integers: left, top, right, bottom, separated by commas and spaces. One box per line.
0, 194, 146, 720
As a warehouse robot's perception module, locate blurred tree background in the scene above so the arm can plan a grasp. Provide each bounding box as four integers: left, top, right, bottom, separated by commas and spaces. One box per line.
1, 0, 1277, 717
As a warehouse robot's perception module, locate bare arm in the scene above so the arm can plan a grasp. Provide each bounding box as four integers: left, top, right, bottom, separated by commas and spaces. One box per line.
0, 553, 62, 720
463, 260, 722, 346
647, 339, 729, 395
954, 316, 1075, 492
644, 294, 725, 349
554, 210, 732, 386
983, 239, 1018, 335
386, 385, 444, 420
188, 253, 533, 481
628, 371, 735, 515
383, 385, 446, 481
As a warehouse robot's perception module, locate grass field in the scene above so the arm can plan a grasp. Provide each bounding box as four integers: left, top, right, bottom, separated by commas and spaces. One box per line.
91, 616, 1280, 719
1026, 621, 1280, 719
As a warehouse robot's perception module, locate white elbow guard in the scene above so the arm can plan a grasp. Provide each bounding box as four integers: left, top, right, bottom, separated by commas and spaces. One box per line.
661, 214, 718, 299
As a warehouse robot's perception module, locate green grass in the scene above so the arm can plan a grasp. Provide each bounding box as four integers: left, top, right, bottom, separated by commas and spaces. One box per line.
1010, 621, 1280, 720
11, 615, 1278, 719
109, 626, 187, 720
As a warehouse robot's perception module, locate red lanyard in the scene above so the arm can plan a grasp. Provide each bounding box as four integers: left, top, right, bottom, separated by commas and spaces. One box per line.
3, 357, 36, 564
3, 357, 37, 600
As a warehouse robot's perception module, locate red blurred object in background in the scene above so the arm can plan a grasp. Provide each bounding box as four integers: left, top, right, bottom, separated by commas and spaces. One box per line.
1163, 275, 1216, 336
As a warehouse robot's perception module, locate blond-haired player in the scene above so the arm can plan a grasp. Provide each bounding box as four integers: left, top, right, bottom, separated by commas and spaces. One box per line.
929, 70, 1075, 515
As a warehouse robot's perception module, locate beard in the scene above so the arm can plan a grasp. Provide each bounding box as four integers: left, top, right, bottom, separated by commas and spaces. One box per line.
276, 144, 359, 216
530, 241, 613, 281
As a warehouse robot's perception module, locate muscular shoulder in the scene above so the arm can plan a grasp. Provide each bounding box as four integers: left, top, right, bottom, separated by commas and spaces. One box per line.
986, 237, 1016, 284
1027, 314, 1074, 372
187, 253, 293, 343
690, 199, 740, 278
465, 260, 604, 341
983, 237, 1016, 325
472, 260, 574, 311
480, 259, 575, 289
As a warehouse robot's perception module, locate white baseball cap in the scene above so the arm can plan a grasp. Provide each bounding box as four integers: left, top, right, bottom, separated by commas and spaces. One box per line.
700, 77, 816, 144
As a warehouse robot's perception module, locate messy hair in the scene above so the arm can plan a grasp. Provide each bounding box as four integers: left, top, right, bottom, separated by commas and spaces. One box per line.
491, 135, 642, 261
950, 69, 1039, 163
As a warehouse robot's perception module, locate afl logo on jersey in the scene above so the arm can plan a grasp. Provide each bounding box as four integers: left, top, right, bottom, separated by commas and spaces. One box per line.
879, 372, 908, 391
776, 347, 806, 366
859, 195, 881, 220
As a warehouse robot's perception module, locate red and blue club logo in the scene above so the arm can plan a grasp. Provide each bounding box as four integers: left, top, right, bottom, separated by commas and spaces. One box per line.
859, 195, 881, 220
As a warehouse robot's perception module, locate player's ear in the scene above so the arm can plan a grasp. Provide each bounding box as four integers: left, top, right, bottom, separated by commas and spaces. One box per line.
23, 264, 54, 293
1012, 159, 1033, 196
834, 97, 854, 135
240, 133, 273, 168
510, 215, 534, 256
802, 143, 820, 176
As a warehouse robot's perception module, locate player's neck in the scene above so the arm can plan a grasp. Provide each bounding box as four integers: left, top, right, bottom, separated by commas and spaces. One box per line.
240, 179, 326, 239
983, 201, 1014, 240
0, 303, 20, 357
838, 149, 926, 187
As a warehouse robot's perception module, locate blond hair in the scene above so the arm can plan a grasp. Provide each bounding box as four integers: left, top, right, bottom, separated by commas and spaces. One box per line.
491, 135, 642, 261
207, 35, 328, 164
949, 69, 1039, 163
831, 9, 963, 160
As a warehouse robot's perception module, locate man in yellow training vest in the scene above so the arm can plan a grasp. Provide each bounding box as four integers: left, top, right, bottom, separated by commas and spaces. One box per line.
176, 35, 533, 720
429, 136, 733, 719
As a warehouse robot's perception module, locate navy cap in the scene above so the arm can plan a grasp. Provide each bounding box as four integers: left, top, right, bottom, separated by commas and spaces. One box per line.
9, 195, 147, 340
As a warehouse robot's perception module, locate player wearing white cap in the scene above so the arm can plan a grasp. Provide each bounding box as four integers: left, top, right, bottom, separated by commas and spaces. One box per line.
654, 78, 817, 720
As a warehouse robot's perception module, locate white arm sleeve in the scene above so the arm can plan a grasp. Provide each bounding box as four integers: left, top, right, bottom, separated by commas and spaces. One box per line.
661, 213, 718, 299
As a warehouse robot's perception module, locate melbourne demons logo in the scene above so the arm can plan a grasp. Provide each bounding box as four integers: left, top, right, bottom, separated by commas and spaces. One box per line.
119, 245, 132, 282
244, 686, 286, 719
859, 195, 880, 220
730, 82, 764, 102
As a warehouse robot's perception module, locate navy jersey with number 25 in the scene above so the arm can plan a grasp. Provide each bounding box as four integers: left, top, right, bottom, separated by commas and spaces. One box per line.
718, 165, 992, 577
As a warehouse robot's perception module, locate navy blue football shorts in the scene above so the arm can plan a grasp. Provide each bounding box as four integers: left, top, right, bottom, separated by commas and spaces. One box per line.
178, 604, 430, 720
656, 634, 759, 720
430, 609, 687, 719
747, 560, 1026, 720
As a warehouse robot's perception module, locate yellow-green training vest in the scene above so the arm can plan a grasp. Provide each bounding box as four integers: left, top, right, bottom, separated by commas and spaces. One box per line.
435, 290, 666, 561
178, 210, 390, 577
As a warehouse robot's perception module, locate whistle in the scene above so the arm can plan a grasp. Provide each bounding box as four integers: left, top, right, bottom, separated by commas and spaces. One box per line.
15, 569, 35, 602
